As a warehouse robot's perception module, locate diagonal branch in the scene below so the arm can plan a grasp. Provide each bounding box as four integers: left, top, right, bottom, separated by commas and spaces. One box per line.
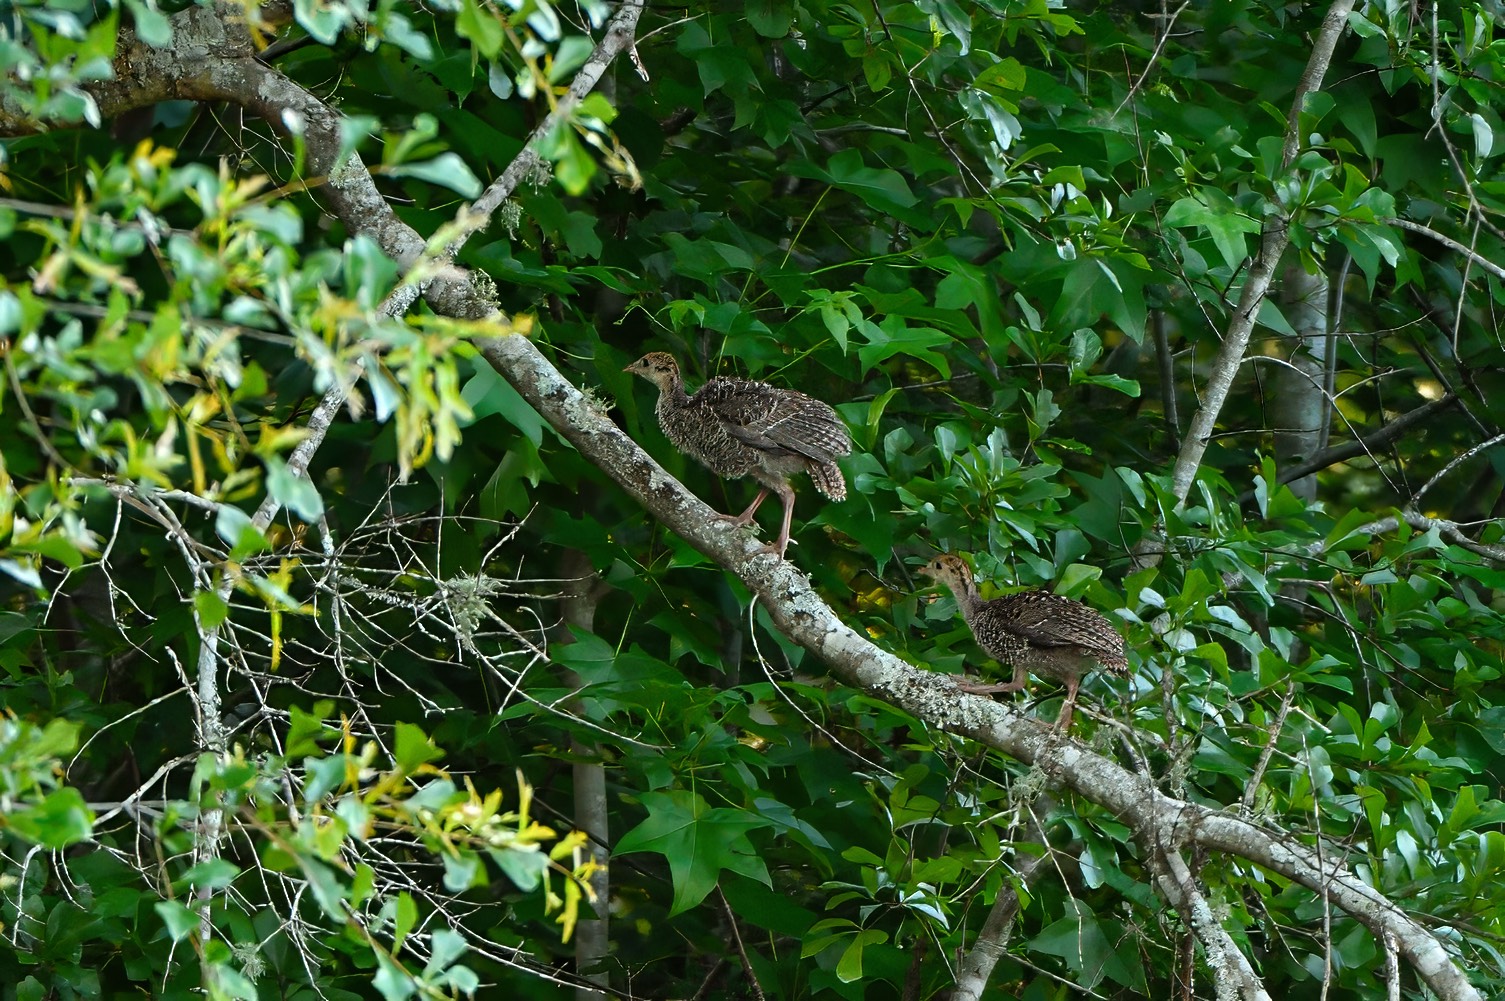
380, 0, 645, 317
1386, 216, 1505, 282
1164, 0, 1356, 507
477, 331, 1483, 1001
1153, 846, 1273, 1001
952, 806, 1051, 1001
1234, 393, 1460, 504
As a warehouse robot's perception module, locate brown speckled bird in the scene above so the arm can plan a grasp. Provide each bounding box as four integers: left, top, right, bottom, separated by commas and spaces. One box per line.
625, 352, 852, 556
920, 554, 1129, 728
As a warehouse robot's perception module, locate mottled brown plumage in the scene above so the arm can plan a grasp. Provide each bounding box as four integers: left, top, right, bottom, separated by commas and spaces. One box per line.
625, 352, 852, 556
920, 554, 1128, 728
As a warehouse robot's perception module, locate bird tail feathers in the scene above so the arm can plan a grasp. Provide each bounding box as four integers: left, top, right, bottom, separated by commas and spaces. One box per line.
809, 461, 846, 500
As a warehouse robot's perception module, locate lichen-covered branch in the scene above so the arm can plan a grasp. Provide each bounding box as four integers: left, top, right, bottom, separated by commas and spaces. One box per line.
477, 331, 1483, 1001
1152, 847, 1273, 1001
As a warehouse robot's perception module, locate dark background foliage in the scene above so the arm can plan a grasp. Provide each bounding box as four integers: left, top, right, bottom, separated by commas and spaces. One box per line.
1, 0, 1503, 998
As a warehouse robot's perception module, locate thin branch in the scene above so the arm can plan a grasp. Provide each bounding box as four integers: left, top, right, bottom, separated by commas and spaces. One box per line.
379, 0, 646, 318
1113, 1, 1192, 118
1239, 681, 1294, 818
1234, 394, 1459, 503
1161, 0, 1356, 510
1152, 309, 1181, 444
1397, 511, 1505, 564
1382, 218, 1505, 282
1410, 431, 1505, 510
951, 808, 1051, 1001
716, 887, 766, 1001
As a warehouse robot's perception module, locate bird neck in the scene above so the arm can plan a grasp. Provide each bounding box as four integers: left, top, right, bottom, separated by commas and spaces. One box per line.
949, 573, 985, 623
660, 370, 690, 406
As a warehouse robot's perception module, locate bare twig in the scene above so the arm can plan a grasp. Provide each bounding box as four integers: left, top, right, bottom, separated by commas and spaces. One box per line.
379, 0, 646, 318
1382, 217, 1505, 283
1113, 1, 1192, 118
1234, 394, 1459, 503
716, 887, 766, 1001
1239, 681, 1295, 818
1410, 431, 1505, 510
1152, 309, 1181, 443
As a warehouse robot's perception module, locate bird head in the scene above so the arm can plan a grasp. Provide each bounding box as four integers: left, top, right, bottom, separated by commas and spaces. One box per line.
918, 553, 975, 597
624, 352, 681, 390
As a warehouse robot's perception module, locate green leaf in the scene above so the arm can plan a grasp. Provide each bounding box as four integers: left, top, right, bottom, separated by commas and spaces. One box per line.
455, 0, 504, 57
393, 891, 419, 956
7, 787, 94, 848
265, 457, 325, 522
1031, 907, 1145, 990
389, 153, 483, 198
616, 791, 774, 915
492, 844, 549, 891
1056, 563, 1102, 595
442, 851, 482, 892
193, 589, 230, 630
374, 952, 418, 1001
394, 722, 444, 773
154, 900, 200, 942
745, 0, 792, 37
182, 858, 240, 891
1470, 113, 1494, 160
215, 505, 270, 559
837, 928, 888, 982
1163, 192, 1262, 271
788, 148, 920, 218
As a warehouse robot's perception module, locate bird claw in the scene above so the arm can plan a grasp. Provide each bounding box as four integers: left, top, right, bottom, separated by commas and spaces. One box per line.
751, 539, 791, 558
713, 511, 757, 530
953, 679, 1024, 696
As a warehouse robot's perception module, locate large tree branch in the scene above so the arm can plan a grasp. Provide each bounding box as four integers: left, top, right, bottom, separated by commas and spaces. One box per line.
476, 333, 1483, 1001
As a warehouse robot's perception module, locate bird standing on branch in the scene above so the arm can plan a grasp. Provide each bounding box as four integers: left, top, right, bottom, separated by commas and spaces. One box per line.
624, 352, 852, 557
919, 554, 1129, 729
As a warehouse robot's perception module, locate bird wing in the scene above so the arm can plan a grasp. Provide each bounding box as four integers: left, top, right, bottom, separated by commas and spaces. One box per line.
697, 378, 852, 462
987, 590, 1124, 659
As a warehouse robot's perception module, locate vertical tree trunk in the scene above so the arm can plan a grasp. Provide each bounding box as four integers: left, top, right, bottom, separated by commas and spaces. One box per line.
1272, 263, 1330, 502
558, 551, 612, 1001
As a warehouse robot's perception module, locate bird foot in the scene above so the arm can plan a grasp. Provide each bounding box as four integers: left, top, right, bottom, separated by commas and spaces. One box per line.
751, 537, 791, 559
716, 508, 758, 529
713, 511, 758, 530
954, 679, 1025, 696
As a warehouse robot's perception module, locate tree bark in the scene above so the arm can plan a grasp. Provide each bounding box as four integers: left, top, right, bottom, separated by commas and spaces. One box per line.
1271, 263, 1329, 502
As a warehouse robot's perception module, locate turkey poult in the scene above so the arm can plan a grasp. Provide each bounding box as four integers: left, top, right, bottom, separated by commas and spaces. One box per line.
919, 554, 1128, 729
624, 352, 852, 556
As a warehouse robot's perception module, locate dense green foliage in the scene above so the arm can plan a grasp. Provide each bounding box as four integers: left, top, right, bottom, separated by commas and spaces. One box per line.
2, 0, 1505, 998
